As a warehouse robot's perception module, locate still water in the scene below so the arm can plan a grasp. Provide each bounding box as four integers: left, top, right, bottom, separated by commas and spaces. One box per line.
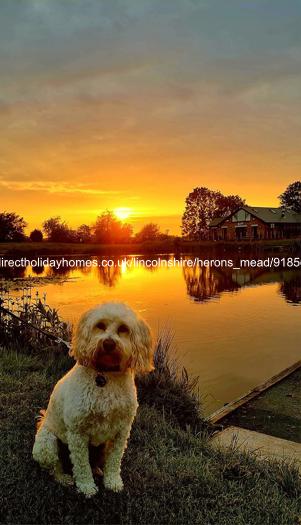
2, 254, 301, 415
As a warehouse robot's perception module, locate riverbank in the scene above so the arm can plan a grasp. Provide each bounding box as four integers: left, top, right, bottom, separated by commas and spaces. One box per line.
0, 237, 300, 256
0, 340, 300, 524
0, 275, 73, 290
0, 241, 175, 256
219, 366, 301, 444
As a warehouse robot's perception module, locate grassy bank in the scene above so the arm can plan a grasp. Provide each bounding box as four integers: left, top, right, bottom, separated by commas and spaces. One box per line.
0, 237, 300, 256
0, 343, 300, 524
0, 241, 176, 256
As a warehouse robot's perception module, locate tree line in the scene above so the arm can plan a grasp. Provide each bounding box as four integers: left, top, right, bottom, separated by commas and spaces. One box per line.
0, 181, 300, 243
0, 210, 168, 244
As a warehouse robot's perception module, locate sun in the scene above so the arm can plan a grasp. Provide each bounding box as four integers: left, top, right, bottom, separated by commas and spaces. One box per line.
114, 207, 131, 221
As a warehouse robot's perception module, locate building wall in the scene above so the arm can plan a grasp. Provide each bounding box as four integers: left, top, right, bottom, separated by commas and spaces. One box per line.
210, 216, 300, 241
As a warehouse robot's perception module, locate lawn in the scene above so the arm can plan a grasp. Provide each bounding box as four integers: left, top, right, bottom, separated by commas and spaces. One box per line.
0, 344, 300, 525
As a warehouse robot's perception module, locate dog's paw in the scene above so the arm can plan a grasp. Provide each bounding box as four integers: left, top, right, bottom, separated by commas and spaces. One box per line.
104, 474, 124, 492
54, 472, 74, 486
76, 481, 98, 498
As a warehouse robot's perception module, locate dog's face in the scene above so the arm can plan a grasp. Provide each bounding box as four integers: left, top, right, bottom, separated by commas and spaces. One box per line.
71, 302, 154, 374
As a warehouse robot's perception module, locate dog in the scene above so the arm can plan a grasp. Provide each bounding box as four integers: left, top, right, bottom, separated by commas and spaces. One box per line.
32, 302, 153, 497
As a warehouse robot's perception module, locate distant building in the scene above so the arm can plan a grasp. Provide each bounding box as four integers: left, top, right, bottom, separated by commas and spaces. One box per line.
209, 205, 301, 241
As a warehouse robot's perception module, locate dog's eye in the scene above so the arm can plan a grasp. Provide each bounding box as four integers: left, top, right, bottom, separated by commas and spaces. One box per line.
118, 324, 129, 335
96, 321, 106, 331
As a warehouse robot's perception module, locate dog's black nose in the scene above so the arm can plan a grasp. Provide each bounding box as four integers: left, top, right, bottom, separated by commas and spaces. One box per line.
103, 338, 116, 352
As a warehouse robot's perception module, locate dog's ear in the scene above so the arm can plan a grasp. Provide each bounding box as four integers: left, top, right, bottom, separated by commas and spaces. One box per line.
70, 311, 91, 363
130, 317, 154, 374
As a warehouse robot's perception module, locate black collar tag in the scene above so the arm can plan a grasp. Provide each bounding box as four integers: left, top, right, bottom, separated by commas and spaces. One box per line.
95, 374, 107, 387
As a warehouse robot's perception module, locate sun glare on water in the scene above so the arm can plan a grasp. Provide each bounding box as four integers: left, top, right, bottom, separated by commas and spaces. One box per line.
114, 207, 131, 221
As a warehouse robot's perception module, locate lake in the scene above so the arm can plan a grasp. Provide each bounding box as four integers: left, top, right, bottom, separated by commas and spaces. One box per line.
1, 253, 301, 415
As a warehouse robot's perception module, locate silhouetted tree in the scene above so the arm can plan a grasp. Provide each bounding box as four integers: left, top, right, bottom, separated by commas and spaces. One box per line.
66, 228, 80, 243
0, 212, 27, 242
76, 224, 92, 243
94, 211, 133, 244
29, 229, 43, 242
182, 187, 244, 240
216, 194, 245, 217
43, 217, 74, 242
135, 223, 161, 242
279, 181, 301, 213
119, 223, 133, 243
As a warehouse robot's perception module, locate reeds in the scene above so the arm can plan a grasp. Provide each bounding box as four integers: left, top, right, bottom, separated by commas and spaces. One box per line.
0, 284, 71, 352
137, 327, 207, 434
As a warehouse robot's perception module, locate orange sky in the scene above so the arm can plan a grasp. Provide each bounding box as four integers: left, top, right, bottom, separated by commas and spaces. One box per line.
1, 1, 301, 234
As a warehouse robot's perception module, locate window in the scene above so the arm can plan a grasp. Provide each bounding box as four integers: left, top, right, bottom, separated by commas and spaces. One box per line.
235, 227, 247, 240
221, 227, 227, 240
232, 209, 251, 222
252, 225, 258, 239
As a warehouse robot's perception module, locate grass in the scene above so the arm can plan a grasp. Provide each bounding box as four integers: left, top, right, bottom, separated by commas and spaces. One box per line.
0, 240, 176, 256
0, 237, 300, 256
0, 339, 301, 525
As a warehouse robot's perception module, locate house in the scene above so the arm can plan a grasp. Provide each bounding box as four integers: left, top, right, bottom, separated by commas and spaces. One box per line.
209, 205, 301, 241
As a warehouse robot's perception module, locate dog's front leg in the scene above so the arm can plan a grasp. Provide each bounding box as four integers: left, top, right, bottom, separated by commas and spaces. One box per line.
103, 424, 132, 492
67, 431, 98, 497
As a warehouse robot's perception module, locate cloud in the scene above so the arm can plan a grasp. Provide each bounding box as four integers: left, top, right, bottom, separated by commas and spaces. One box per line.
0, 0, 301, 231
0, 178, 123, 196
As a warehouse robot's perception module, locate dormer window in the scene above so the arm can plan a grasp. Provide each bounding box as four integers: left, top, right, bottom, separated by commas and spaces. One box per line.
232, 209, 251, 222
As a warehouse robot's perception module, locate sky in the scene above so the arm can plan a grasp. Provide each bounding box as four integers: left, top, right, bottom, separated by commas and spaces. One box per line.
1, 0, 301, 234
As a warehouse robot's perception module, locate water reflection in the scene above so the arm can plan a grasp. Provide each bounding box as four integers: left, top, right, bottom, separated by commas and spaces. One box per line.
183, 265, 239, 302
97, 263, 121, 287
182, 263, 301, 307
279, 273, 301, 305
0, 265, 26, 279
32, 265, 44, 275
0, 254, 301, 306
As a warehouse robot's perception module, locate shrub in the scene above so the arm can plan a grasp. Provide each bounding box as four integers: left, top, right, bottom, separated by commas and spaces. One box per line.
29, 229, 43, 242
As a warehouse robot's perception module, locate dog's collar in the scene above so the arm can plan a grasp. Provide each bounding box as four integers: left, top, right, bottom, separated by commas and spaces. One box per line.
78, 360, 133, 387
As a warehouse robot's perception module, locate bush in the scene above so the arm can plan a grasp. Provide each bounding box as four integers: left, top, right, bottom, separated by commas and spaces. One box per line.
29, 229, 43, 242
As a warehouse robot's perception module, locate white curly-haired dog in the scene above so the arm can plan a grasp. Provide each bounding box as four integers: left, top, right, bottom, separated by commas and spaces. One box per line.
32, 302, 153, 497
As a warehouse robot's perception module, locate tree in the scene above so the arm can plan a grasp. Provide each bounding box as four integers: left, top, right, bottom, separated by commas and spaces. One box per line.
279, 181, 301, 213
0, 212, 27, 242
216, 194, 245, 217
43, 216, 73, 242
181, 187, 244, 240
119, 222, 133, 243
93, 211, 133, 244
135, 223, 161, 242
76, 224, 92, 243
29, 229, 43, 242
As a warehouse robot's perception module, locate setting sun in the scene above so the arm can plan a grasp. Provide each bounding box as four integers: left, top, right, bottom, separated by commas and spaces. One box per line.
114, 207, 132, 221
